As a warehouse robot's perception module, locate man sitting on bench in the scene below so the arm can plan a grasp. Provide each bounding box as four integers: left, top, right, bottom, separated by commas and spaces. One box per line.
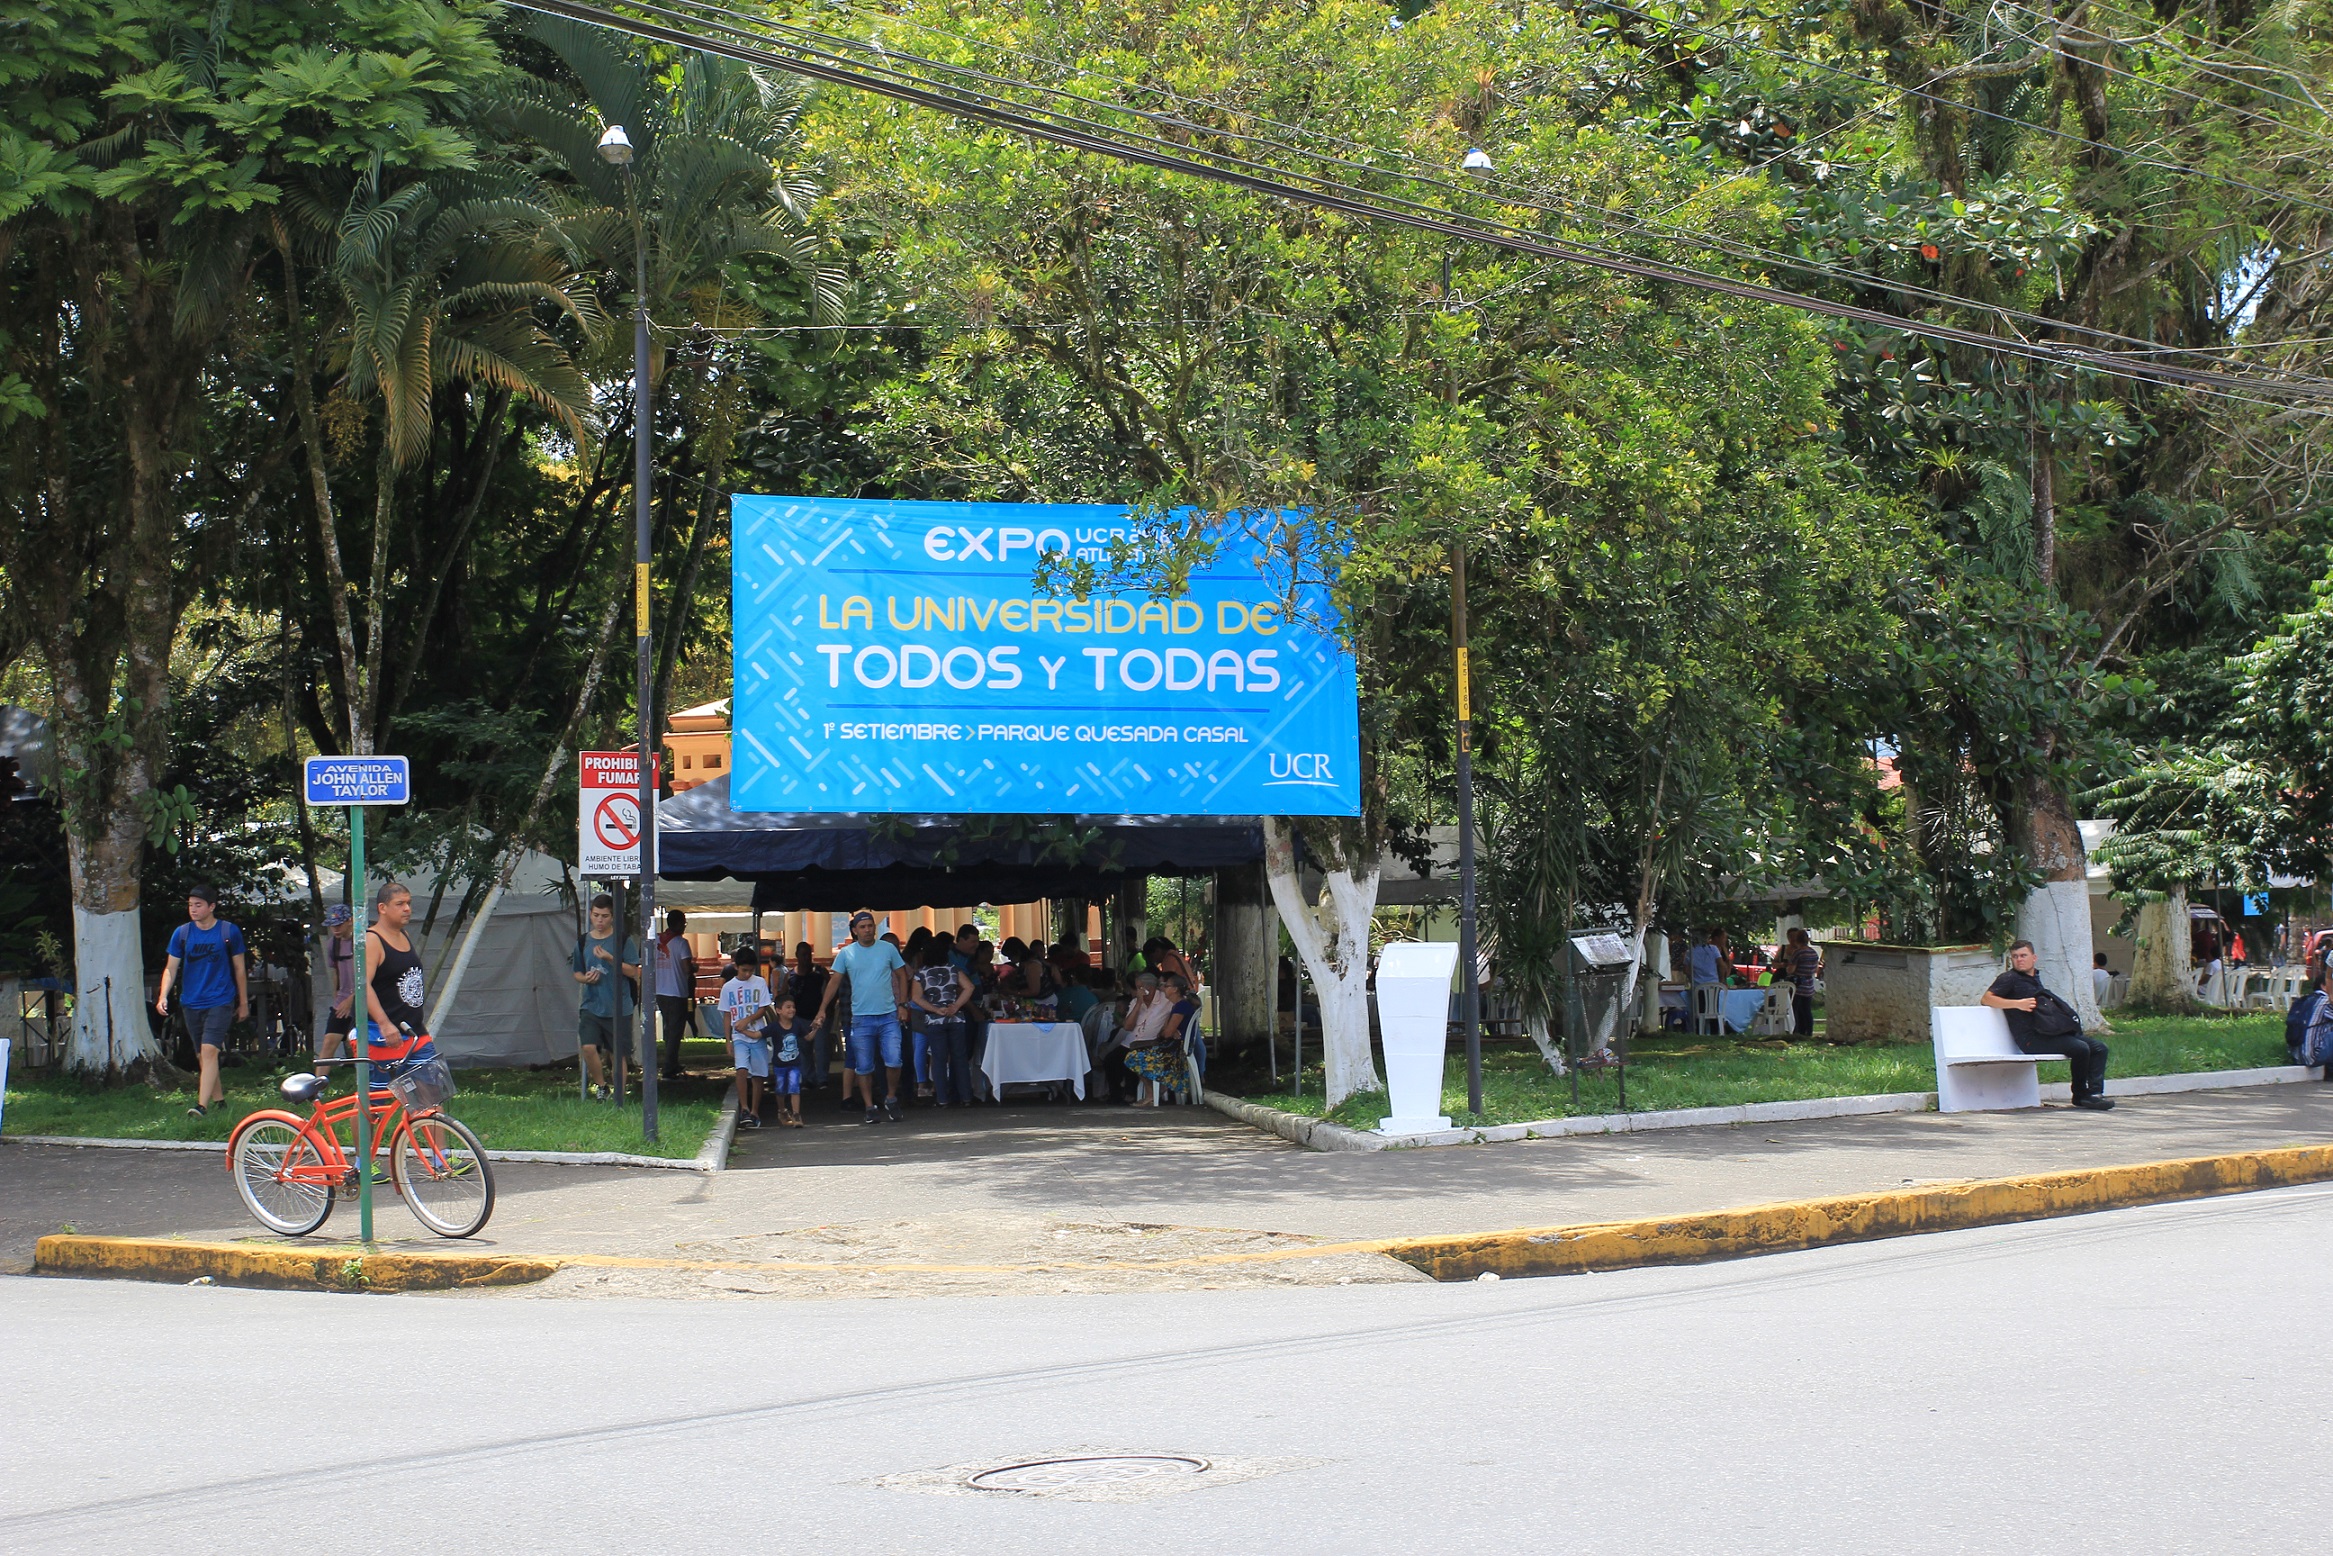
1982, 939, 2113, 1111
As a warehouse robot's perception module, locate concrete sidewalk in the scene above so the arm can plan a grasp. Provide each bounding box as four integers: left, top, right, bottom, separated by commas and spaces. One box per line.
10, 1084, 2333, 1294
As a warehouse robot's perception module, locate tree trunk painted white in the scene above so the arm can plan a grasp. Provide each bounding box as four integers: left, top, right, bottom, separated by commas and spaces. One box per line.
2013, 770, 2103, 1030
1263, 818, 1381, 1105
1593, 900, 1658, 1061
1636, 919, 1670, 1034
2128, 889, 2195, 1012
67, 905, 157, 1075
2016, 877, 2104, 1030
1525, 1012, 1567, 1076
427, 880, 504, 1033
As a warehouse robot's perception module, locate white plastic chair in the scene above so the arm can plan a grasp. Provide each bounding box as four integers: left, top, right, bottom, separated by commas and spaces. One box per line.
1689, 985, 1726, 1037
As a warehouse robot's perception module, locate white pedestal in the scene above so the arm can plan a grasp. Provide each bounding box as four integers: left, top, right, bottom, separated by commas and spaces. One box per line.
1375, 941, 1459, 1135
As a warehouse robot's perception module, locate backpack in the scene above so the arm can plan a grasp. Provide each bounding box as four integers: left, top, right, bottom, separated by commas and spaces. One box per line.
2286, 991, 2322, 1064
2303, 996, 2333, 1070
2030, 988, 2082, 1039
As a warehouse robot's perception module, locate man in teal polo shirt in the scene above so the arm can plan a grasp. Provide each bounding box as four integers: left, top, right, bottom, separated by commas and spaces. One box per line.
812, 911, 909, 1124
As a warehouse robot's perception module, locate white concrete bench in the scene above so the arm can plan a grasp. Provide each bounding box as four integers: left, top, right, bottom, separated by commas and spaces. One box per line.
1931, 1006, 2044, 1113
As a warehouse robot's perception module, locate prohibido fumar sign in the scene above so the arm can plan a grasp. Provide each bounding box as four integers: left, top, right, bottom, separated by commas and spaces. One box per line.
729, 497, 1360, 816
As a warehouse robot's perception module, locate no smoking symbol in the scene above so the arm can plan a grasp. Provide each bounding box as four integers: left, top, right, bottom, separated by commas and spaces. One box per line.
593, 792, 640, 852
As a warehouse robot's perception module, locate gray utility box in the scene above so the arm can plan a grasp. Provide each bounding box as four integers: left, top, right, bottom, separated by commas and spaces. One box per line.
1820, 942, 2001, 1045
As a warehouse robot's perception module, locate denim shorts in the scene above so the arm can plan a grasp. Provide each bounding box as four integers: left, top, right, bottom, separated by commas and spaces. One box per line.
846, 1012, 904, 1075
768, 1062, 803, 1096
731, 1037, 770, 1078
184, 1004, 235, 1048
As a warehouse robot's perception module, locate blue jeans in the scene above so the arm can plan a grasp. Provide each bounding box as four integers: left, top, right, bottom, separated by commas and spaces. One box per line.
911, 1027, 931, 1086
926, 1018, 973, 1105
846, 1012, 904, 1076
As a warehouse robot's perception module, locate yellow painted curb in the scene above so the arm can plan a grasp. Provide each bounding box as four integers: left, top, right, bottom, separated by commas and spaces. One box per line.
1375, 1142, 2333, 1281
35, 1143, 2333, 1293
32, 1236, 559, 1293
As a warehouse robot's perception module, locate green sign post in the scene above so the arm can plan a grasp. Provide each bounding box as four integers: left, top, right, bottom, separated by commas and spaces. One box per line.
303, 755, 411, 1243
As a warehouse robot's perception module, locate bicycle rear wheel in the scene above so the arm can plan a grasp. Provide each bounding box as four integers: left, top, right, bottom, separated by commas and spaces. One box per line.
392, 1114, 495, 1238
231, 1120, 335, 1236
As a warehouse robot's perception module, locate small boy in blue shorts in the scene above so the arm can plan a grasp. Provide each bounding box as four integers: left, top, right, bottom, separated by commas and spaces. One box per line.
765, 994, 809, 1127
719, 946, 772, 1129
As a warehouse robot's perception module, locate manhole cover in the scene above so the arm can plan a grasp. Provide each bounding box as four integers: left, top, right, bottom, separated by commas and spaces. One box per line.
968, 1455, 1208, 1495
871, 1448, 1321, 1502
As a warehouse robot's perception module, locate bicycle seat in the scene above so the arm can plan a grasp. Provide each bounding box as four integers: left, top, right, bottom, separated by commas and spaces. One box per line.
279, 1072, 329, 1106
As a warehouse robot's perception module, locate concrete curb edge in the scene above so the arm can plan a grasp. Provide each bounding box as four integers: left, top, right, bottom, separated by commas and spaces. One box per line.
37, 1138, 2333, 1292
31, 1235, 560, 1293
1374, 1141, 2333, 1281
0, 1132, 717, 1172
1209, 1063, 2327, 1153
694, 1099, 739, 1173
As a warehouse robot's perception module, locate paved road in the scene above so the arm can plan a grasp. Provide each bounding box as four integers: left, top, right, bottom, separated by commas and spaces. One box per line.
8, 1185, 2332, 1552
8, 1084, 2333, 1276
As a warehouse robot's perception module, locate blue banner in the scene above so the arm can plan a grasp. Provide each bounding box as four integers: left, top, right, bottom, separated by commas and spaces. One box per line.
730, 497, 1360, 816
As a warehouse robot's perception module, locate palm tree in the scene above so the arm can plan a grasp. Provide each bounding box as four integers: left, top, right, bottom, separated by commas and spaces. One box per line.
495, 15, 847, 715
323, 168, 602, 753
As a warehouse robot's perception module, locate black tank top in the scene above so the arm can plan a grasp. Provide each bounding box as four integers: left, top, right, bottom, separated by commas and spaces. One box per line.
369, 929, 428, 1034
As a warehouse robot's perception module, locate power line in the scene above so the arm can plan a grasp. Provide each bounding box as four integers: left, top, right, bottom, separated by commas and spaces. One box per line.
1983, 0, 2333, 133
2055, 0, 2333, 90
783, 1, 2158, 355
777, 0, 2333, 372
1580, 0, 2333, 232
513, 0, 2333, 412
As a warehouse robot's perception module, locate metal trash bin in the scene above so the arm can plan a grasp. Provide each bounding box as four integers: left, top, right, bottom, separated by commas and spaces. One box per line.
1566, 928, 1637, 1110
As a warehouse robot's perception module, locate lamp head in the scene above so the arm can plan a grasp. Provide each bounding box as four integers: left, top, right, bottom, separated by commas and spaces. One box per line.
597, 124, 634, 166
1461, 146, 1494, 172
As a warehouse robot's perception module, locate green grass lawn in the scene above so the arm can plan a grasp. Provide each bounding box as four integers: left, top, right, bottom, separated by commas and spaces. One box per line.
3, 1053, 728, 1160
1242, 1011, 2297, 1130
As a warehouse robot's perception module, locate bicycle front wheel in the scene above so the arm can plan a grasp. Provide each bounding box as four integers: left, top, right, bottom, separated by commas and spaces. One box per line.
231, 1119, 335, 1236
392, 1114, 495, 1238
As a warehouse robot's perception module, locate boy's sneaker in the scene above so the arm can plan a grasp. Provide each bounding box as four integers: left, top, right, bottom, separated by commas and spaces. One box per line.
739, 1114, 761, 1129
882, 1096, 903, 1123
185, 1104, 207, 1118
862, 1106, 882, 1125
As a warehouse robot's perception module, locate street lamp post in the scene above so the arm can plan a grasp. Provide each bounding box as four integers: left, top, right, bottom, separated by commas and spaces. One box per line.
600, 122, 659, 1143
1453, 147, 1493, 1119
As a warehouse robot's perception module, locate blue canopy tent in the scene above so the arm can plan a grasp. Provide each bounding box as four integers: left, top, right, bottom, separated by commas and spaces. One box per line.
654, 776, 1261, 911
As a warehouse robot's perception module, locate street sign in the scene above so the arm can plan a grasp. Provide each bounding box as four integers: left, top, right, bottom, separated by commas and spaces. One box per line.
579, 751, 659, 875
296, 752, 411, 1245
303, 754, 410, 806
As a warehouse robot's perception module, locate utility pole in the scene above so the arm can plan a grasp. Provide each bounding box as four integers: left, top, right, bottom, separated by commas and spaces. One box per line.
601, 121, 659, 1143
1444, 239, 1483, 1120
1453, 543, 1480, 1118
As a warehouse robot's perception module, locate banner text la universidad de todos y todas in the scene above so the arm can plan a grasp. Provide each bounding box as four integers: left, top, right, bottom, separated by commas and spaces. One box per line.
729, 497, 1360, 816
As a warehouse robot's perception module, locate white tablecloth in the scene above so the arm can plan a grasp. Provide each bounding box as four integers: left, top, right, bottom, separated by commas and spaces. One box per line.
981, 1022, 1088, 1100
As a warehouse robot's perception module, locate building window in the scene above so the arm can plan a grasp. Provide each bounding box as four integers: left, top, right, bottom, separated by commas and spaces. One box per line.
707, 754, 723, 770
682, 754, 694, 768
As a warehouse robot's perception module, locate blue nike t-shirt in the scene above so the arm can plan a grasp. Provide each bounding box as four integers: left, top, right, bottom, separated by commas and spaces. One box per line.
167, 920, 246, 1009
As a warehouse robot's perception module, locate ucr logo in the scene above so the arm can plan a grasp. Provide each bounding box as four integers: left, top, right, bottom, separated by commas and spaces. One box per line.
1267, 752, 1335, 785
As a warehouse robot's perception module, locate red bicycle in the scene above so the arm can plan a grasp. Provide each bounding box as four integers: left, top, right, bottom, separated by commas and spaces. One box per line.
224, 1050, 494, 1238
